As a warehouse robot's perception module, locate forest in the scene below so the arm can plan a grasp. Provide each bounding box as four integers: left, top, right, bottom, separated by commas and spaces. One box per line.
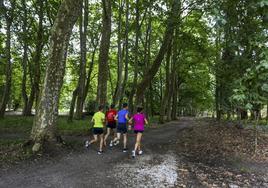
0, 0, 267, 148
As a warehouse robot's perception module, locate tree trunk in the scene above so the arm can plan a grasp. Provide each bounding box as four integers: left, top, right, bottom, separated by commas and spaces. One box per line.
68, 88, 78, 122
215, 80, 221, 120
83, 44, 98, 102
96, 0, 112, 107
33, 0, 45, 111
129, 0, 140, 113
215, 28, 222, 121
112, 0, 123, 106
240, 109, 248, 120
21, 0, 29, 116
266, 104, 268, 122
69, 40, 98, 121
135, 0, 180, 105
171, 75, 178, 120
0, 2, 14, 118
167, 37, 180, 121
120, 0, 130, 108
75, 0, 89, 119
30, 0, 82, 152
159, 45, 172, 123
144, 5, 152, 117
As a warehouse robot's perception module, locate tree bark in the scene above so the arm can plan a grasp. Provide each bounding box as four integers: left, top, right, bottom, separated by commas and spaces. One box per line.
21, 0, 29, 116
171, 75, 178, 120
96, 0, 112, 107
266, 103, 268, 122
75, 0, 89, 119
68, 88, 78, 122
23, 0, 45, 116
159, 44, 172, 123
33, 0, 45, 110
144, 4, 152, 116
129, 0, 140, 113
166, 50, 176, 121
120, 0, 130, 108
135, 0, 180, 105
83, 44, 98, 102
0, 1, 14, 118
112, 0, 123, 106
30, 0, 82, 152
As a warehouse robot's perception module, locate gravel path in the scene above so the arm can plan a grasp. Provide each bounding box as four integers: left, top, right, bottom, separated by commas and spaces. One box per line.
1, 118, 267, 188
0, 118, 193, 188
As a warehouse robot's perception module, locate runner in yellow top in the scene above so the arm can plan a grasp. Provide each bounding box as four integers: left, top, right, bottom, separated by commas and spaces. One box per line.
85, 105, 105, 154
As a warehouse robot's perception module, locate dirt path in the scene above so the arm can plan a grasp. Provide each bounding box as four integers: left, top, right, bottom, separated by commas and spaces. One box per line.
0, 118, 267, 188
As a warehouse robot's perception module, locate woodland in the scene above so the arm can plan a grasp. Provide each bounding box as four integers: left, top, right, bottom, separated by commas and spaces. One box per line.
0, 0, 267, 157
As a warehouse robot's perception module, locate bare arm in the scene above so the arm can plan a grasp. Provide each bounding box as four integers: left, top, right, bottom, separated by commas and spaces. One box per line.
115, 114, 118, 121
125, 113, 129, 121
145, 118, 148, 125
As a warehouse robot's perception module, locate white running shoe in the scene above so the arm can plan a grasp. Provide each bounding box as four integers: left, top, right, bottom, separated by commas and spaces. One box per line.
113, 140, 119, 146
85, 140, 89, 148
109, 141, 113, 147
138, 150, 143, 155
132, 150, 136, 158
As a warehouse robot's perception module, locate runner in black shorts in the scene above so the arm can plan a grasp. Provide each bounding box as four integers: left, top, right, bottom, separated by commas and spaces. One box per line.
85, 105, 105, 155
129, 107, 148, 158
104, 104, 117, 147
112, 103, 130, 152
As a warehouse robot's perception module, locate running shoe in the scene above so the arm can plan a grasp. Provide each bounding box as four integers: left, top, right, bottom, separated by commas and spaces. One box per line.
113, 140, 119, 146
132, 150, 136, 158
138, 150, 143, 155
123, 148, 128, 153
85, 140, 89, 148
97, 151, 103, 155
109, 140, 113, 147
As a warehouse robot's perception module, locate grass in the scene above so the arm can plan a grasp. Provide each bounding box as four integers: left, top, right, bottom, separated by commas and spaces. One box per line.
0, 115, 93, 166
0, 115, 92, 136
0, 116, 33, 134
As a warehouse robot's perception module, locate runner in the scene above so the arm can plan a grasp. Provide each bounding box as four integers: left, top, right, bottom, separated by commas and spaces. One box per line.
129, 107, 148, 158
85, 105, 105, 155
112, 103, 130, 152
104, 104, 117, 147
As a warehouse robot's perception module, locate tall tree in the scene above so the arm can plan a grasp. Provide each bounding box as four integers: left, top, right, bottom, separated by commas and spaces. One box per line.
75, 0, 89, 119
96, 0, 112, 106
21, 0, 29, 116
23, 0, 45, 115
135, 0, 180, 105
120, 0, 130, 108
159, 44, 172, 123
30, 0, 82, 152
0, 0, 15, 117
112, 0, 124, 106
129, 0, 140, 113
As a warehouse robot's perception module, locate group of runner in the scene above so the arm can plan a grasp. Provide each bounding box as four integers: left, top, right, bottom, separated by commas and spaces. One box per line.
85, 103, 148, 158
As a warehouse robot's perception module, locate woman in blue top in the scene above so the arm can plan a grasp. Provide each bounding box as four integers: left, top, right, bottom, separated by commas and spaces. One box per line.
112, 103, 129, 152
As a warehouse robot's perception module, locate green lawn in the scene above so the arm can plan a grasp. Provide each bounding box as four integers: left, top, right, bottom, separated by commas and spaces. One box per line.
0, 115, 92, 136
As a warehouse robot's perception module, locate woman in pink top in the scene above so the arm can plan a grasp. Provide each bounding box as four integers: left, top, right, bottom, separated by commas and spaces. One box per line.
129, 107, 148, 158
